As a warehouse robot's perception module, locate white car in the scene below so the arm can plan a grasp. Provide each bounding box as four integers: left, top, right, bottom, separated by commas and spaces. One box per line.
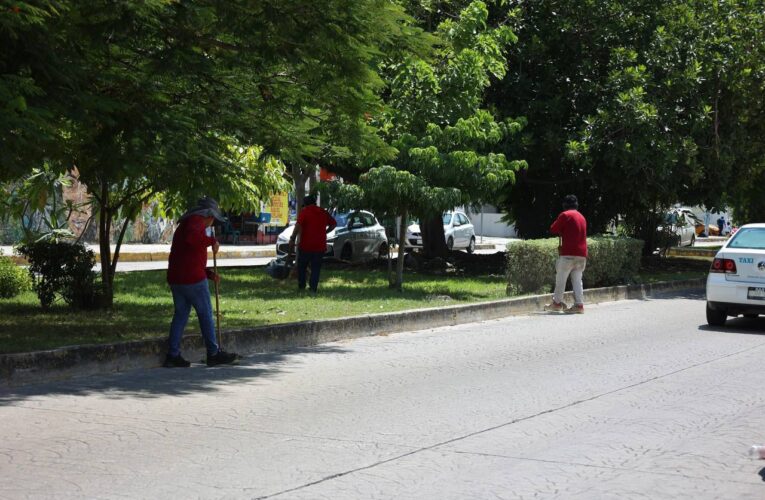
406, 211, 476, 253
276, 210, 388, 262
706, 223, 765, 326
660, 209, 696, 247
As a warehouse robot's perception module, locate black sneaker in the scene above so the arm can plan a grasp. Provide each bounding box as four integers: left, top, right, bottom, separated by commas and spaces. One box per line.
206, 350, 239, 367
163, 354, 191, 368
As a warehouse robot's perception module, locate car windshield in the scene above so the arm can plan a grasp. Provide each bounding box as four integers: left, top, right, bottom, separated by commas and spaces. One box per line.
333, 213, 349, 227
442, 214, 452, 225
664, 212, 683, 225
727, 228, 765, 250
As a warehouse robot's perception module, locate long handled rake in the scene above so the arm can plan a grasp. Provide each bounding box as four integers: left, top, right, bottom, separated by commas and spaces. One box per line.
212, 227, 222, 349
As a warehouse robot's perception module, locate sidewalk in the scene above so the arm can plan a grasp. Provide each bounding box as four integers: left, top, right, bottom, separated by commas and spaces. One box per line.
1, 243, 277, 265
2, 237, 517, 267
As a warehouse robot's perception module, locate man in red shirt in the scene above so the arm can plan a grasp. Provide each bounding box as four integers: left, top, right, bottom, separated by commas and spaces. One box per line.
288, 195, 337, 293
545, 194, 588, 314
164, 197, 238, 367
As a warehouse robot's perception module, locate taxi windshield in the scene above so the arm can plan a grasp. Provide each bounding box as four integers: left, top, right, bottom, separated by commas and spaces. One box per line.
728, 228, 765, 250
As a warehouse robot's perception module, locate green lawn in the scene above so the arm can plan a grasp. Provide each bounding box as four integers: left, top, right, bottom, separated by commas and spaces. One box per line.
0, 266, 508, 354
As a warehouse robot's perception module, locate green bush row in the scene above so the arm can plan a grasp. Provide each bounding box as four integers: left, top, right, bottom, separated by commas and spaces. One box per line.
506, 236, 644, 295
0, 253, 32, 299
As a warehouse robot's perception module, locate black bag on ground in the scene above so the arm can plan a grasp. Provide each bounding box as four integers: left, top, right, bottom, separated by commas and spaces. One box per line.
265, 256, 293, 279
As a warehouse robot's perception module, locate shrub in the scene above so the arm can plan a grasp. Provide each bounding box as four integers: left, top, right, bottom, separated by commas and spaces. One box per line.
506, 236, 644, 295
0, 253, 31, 299
17, 240, 100, 309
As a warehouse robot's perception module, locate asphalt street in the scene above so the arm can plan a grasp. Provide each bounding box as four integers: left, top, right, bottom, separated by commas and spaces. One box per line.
2, 290, 765, 499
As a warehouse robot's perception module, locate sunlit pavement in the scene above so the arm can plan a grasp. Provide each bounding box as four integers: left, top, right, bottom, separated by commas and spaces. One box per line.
2, 290, 764, 499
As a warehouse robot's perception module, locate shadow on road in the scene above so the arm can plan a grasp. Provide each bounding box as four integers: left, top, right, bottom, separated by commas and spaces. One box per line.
698, 316, 765, 335
0, 344, 347, 405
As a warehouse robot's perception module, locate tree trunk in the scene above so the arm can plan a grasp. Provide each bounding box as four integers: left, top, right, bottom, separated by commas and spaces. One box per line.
97, 179, 114, 308
291, 164, 306, 214
387, 235, 394, 287
392, 209, 408, 290
421, 214, 448, 259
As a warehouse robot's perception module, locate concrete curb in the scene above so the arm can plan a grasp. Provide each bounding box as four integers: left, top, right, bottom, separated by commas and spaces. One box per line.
7, 248, 277, 265
7, 245, 498, 266
0, 277, 705, 388
667, 247, 716, 258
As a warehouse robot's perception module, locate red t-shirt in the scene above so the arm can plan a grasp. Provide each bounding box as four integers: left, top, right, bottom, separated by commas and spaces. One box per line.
167, 215, 217, 285
550, 209, 588, 257
296, 205, 336, 253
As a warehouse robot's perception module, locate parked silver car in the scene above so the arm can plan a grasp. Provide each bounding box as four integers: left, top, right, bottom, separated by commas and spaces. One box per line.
276, 210, 389, 262
405, 211, 476, 253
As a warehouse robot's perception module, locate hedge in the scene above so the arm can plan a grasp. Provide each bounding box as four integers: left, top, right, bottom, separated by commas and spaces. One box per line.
506, 236, 644, 295
0, 253, 31, 299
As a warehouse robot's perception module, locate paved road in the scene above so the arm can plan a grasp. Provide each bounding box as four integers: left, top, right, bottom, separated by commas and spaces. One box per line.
2, 291, 765, 499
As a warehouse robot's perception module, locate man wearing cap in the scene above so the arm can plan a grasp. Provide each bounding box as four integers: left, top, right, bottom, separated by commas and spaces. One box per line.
288, 195, 337, 293
545, 194, 588, 314
164, 197, 239, 367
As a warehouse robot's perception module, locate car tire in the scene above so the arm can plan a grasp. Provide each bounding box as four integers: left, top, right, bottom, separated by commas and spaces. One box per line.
689, 235, 695, 247
706, 302, 727, 326
467, 237, 475, 254
378, 242, 389, 259
447, 237, 454, 251
340, 244, 352, 261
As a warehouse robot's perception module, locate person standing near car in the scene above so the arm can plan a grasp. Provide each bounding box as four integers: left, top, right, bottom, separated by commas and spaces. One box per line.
717, 216, 725, 236
288, 195, 337, 293
164, 197, 239, 368
545, 194, 588, 314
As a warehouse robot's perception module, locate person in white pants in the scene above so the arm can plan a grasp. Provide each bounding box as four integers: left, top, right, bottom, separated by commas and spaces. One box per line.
552, 256, 586, 308
545, 195, 588, 313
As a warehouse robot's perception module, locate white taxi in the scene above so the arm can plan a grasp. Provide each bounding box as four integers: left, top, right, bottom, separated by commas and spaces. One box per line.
706, 223, 765, 326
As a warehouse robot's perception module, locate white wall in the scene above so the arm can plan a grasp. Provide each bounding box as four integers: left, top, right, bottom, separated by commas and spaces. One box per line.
465, 211, 518, 237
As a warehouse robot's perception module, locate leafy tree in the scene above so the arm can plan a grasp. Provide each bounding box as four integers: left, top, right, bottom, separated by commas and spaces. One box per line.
4, 0, 408, 305
372, 1, 525, 263
493, 0, 765, 247
0, 1, 68, 181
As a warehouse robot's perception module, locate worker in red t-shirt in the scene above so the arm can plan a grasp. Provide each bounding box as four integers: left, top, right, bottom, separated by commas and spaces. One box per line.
164, 197, 238, 367
545, 194, 588, 314
288, 195, 337, 293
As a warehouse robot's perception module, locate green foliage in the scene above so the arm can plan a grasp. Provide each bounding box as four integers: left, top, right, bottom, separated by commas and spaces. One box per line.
0, 254, 31, 299
3, 0, 408, 304
496, 0, 765, 239
0, 165, 80, 244
505, 237, 643, 295
18, 240, 99, 310
339, 1, 525, 271
0, 1, 65, 181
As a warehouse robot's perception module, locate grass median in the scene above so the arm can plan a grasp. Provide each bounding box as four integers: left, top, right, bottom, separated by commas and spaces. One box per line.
0, 256, 708, 354
0, 264, 508, 354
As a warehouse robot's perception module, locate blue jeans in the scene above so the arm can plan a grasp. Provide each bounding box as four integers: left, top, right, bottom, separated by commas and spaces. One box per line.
168, 279, 219, 357
297, 251, 323, 292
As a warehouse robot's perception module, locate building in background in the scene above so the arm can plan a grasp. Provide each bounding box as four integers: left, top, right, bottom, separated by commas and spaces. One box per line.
464, 204, 518, 238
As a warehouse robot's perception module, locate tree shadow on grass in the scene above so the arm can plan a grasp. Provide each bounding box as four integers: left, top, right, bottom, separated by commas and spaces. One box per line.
0, 344, 348, 405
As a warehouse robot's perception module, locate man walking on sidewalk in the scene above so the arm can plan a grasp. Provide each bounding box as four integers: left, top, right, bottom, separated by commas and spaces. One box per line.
288, 194, 337, 294
545, 195, 588, 314
164, 197, 239, 367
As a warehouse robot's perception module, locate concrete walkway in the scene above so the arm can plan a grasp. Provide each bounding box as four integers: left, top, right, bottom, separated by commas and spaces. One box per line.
1, 237, 518, 271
